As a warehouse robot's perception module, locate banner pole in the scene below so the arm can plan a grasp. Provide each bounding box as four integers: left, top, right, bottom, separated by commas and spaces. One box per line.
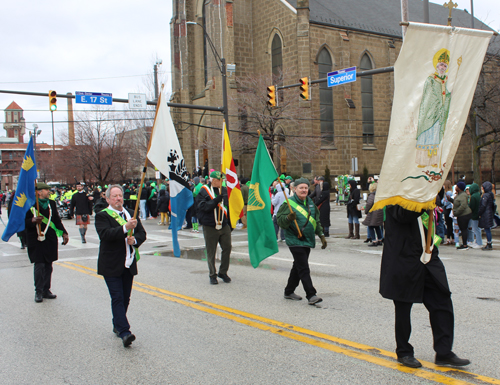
425, 209, 434, 253
131, 87, 163, 232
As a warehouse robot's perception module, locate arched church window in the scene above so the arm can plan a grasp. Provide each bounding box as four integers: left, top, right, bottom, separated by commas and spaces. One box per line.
318, 48, 334, 146
360, 54, 374, 145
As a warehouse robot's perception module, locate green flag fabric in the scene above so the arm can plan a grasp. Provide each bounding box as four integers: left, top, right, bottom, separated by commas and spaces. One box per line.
248, 135, 279, 268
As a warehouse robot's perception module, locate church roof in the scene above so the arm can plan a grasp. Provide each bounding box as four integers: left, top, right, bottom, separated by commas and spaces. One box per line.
285, 0, 499, 53
5, 101, 22, 110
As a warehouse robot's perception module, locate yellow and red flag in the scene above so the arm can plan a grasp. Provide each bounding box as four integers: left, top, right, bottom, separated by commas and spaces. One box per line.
221, 122, 244, 228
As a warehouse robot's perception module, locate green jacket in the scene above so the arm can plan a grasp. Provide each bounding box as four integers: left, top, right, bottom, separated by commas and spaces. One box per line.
453, 190, 472, 217
277, 194, 323, 248
468, 183, 481, 220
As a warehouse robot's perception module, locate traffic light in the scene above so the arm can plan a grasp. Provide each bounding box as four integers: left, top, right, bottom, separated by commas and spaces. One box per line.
299, 77, 309, 100
267, 85, 276, 107
49, 90, 57, 111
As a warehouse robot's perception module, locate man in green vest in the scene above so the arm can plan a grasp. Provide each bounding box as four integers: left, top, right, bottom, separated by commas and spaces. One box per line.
277, 177, 327, 305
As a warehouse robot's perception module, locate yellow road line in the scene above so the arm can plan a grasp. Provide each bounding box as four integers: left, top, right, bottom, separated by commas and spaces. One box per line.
56, 261, 500, 385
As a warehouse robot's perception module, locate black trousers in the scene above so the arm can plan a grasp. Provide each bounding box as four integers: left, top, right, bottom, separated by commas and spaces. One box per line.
457, 213, 472, 246
203, 225, 232, 277
34, 262, 53, 293
444, 208, 453, 239
104, 268, 134, 338
393, 269, 454, 358
284, 246, 317, 300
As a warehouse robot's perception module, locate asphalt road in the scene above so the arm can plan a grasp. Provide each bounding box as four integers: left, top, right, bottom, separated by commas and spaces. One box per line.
1, 207, 499, 385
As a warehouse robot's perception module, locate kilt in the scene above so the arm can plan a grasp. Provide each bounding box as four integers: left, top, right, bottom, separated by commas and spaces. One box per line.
76, 214, 91, 225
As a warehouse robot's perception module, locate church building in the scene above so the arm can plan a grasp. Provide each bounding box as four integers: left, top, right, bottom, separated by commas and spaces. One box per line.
170, 0, 498, 181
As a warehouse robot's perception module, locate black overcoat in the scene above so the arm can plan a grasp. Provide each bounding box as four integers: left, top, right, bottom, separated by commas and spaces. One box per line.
478, 182, 495, 229
95, 208, 147, 277
314, 182, 331, 227
157, 190, 170, 213
346, 180, 362, 219
379, 205, 450, 303
25, 200, 68, 264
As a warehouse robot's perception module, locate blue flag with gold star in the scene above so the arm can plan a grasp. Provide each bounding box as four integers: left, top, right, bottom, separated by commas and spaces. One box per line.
2, 136, 37, 242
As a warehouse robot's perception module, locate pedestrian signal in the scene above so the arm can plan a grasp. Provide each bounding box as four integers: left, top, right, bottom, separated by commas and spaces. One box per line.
49, 90, 57, 111
267, 85, 276, 107
299, 78, 309, 100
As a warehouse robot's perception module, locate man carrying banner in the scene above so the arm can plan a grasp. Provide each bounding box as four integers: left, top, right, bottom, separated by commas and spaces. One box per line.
95, 185, 147, 347
277, 177, 327, 305
26, 183, 69, 303
197, 171, 231, 285
380, 205, 470, 368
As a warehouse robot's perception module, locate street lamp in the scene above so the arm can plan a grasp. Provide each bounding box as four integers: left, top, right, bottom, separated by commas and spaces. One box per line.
186, 21, 229, 129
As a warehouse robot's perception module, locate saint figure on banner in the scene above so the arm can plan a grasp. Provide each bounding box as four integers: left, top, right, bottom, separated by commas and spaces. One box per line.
415, 48, 452, 168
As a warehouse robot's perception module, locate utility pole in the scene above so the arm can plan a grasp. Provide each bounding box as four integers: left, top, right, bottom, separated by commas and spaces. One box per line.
470, 0, 475, 28
401, 0, 409, 38
154, 60, 162, 102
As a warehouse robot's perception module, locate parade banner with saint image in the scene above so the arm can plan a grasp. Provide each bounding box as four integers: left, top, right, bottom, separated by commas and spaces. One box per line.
372, 22, 493, 212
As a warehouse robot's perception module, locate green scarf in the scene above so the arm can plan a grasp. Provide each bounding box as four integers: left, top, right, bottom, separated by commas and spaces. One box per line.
38, 198, 49, 210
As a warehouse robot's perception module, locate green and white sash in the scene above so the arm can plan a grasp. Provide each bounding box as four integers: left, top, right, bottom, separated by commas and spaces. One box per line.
288, 199, 317, 231
104, 208, 141, 263
31, 206, 63, 241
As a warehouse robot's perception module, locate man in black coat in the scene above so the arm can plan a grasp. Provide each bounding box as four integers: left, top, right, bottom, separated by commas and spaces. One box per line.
70, 182, 94, 243
95, 185, 147, 347
196, 171, 231, 285
380, 205, 470, 368
26, 183, 69, 303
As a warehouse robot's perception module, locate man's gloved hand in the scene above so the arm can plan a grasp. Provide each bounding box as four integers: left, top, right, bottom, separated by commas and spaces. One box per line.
214, 194, 224, 203
287, 211, 296, 222
320, 235, 327, 249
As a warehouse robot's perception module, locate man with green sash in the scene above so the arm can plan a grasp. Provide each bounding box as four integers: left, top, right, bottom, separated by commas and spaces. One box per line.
277, 178, 327, 305
95, 184, 147, 347
26, 182, 69, 303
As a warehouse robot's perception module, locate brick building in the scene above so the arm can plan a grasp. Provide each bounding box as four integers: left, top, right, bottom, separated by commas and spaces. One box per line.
1, 102, 64, 189
170, 0, 499, 181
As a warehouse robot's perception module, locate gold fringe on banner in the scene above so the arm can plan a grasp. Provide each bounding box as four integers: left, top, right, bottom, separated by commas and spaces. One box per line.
370, 196, 436, 213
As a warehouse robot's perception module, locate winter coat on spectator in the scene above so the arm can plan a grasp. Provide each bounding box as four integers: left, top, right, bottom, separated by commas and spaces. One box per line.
468, 183, 481, 221
362, 191, 383, 227
478, 181, 495, 229
314, 182, 331, 228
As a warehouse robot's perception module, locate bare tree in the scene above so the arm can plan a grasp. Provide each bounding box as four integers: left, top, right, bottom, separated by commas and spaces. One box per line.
231, 71, 317, 164
464, 39, 500, 183
68, 107, 128, 186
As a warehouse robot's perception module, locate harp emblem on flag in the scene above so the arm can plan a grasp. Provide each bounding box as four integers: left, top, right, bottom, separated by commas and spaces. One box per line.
248, 183, 265, 211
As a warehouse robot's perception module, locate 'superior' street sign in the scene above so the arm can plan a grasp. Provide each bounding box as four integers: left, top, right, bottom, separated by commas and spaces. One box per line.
75, 92, 112, 105
327, 66, 356, 87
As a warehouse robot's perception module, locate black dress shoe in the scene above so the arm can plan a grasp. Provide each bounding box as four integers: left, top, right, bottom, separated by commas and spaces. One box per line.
210, 276, 218, 285
122, 333, 136, 347
42, 290, 57, 299
435, 353, 470, 367
397, 356, 422, 368
34, 292, 43, 303
217, 273, 231, 283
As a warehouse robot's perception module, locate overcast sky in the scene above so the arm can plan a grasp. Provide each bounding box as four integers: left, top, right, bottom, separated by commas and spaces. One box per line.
0, 1, 172, 145
0, 0, 498, 146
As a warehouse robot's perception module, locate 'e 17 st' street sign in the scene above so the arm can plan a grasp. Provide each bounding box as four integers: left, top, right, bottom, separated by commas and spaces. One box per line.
327, 66, 356, 87
75, 92, 112, 105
